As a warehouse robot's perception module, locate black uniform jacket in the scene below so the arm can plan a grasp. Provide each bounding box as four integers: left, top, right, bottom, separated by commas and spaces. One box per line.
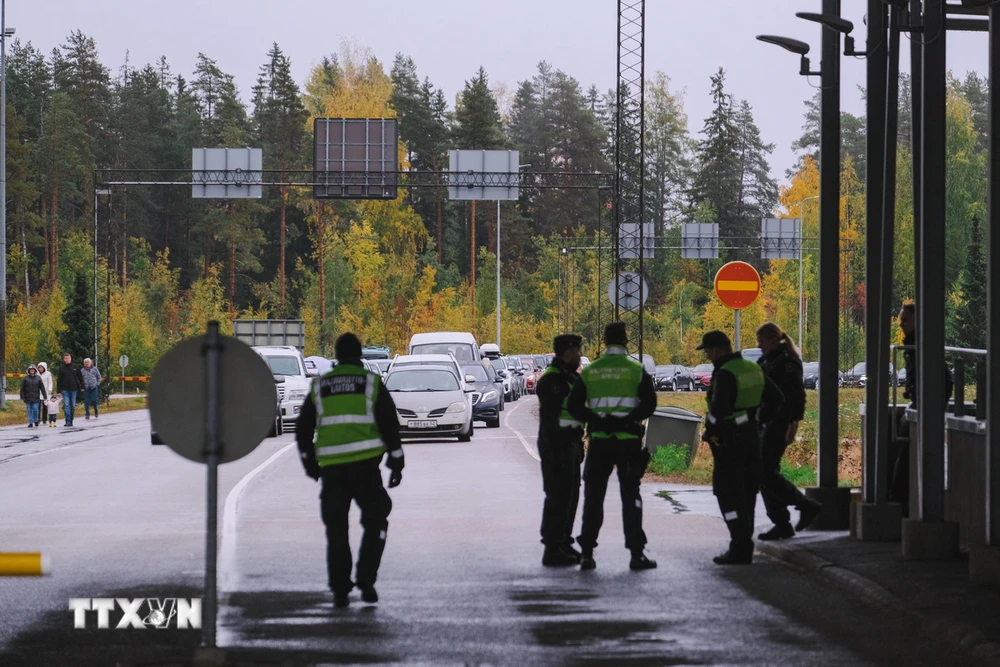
758, 347, 805, 423
296, 359, 403, 468
536, 357, 581, 449
705, 352, 784, 440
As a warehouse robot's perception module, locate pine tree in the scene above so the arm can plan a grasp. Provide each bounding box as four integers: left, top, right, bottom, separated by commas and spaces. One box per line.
954, 215, 986, 349
645, 71, 691, 228
58, 273, 95, 362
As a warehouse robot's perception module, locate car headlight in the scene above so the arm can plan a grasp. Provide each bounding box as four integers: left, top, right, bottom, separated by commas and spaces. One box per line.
447, 401, 467, 413
482, 390, 497, 401
288, 390, 307, 402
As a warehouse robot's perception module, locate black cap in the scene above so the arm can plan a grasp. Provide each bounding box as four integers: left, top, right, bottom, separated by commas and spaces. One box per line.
334, 333, 363, 360
696, 330, 732, 350
553, 334, 583, 355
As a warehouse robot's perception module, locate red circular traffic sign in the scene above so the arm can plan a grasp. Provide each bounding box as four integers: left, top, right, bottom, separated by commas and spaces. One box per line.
714, 261, 762, 310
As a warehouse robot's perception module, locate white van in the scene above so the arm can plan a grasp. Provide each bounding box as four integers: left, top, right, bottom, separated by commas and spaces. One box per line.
253, 346, 311, 423
408, 332, 482, 364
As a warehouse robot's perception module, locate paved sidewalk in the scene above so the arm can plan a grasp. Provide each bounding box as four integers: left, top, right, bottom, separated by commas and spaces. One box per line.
757, 532, 1000, 666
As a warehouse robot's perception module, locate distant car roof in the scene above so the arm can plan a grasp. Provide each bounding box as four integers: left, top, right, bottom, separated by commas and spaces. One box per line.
393, 354, 457, 363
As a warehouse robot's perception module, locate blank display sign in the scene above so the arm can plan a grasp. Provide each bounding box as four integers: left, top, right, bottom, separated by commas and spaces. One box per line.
313, 118, 398, 199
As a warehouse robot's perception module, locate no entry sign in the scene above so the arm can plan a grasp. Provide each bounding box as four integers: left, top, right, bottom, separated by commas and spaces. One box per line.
714, 261, 762, 310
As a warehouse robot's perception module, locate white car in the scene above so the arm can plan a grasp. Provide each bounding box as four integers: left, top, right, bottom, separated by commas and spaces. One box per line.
385, 367, 474, 441
253, 346, 311, 423
408, 331, 482, 364
388, 354, 469, 388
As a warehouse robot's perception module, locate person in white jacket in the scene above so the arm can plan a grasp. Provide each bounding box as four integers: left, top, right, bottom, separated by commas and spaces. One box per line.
37, 362, 54, 424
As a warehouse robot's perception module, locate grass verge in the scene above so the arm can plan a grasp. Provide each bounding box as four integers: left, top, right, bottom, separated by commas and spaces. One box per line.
0, 397, 147, 427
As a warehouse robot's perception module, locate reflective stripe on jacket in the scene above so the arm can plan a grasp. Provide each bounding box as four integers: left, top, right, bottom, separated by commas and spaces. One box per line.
579, 346, 643, 440
312, 364, 386, 466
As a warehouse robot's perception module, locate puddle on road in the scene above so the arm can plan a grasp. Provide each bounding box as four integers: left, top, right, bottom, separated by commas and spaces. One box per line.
656, 490, 690, 514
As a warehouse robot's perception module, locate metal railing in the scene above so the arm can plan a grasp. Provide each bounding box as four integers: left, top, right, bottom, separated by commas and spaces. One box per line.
889, 344, 988, 423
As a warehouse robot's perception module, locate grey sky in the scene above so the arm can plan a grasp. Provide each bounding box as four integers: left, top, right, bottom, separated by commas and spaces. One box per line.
9, 1, 991, 187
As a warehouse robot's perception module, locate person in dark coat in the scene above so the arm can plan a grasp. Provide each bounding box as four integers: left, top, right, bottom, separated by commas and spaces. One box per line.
20, 365, 47, 427
56, 353, 85, 426
754, 322, 821, 540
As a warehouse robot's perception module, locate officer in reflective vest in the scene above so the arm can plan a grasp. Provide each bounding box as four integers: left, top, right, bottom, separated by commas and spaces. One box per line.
296, 333, 404, 608
536, 333, 585, 567
567, 322, 658, 571
697, 330, 783, 565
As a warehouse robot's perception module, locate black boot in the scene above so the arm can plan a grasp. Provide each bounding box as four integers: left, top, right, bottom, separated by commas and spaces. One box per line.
357, 583, 378, 604
713, 549, 753, 565
629, 550, 657, 570
333, 591, 350, 608
795, 499, 822, 532
542, 546, 580, 567
579, 550, 596, 570
758, 523, 795, 541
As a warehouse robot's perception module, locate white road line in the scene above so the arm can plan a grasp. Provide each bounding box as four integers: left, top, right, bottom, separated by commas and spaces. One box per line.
219, 443, 296, 593
504, 397, 540, 462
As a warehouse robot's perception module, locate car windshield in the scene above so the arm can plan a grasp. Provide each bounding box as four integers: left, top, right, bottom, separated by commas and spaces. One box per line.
410, 343, 476, 362
264, 355, 301, 376
385, 369, 459, 392
373, 360, 391, 372
462, 364, 489, 382
852, 362, 866, 373
534, 356, 547, 369
803, 362, 819, 374
490, 359, 506, 372
693, 364, 714, 372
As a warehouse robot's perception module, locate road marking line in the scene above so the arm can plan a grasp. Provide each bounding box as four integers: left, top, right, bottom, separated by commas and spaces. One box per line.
504, 397, 540, 462
220, 443, 296, 593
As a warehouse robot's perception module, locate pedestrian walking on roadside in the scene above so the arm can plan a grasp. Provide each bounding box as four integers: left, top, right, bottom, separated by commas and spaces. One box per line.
81, 358, 103, 420
45, 394, 61, 427
754, 322, 822, 541
56, 352, 84, 426
697, 330, 783, 565
536, 333, 585, 567
19, 365, 47, 427
36, 362, 53, 424
296, 332, 404, 608
567, 322, 658, 572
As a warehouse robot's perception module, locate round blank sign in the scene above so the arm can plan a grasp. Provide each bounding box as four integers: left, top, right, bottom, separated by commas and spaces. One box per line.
148, 334, 277, 464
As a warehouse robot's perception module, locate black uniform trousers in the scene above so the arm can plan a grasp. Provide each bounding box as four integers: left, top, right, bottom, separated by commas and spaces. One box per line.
759, 418, 807, 526
577, 437, 650, 552
711, 422, 762, 556
319, 457, 392, 595
539, 434, 582, 547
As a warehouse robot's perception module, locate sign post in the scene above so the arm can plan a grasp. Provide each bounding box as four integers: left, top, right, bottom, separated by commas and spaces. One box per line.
118, 355, 129, 394
714, 261, 762, 351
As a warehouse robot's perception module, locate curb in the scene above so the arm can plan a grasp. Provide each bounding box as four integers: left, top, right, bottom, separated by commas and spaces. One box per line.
757, 541, 1000, 666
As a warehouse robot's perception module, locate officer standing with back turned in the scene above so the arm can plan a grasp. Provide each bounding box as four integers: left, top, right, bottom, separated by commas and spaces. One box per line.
697, 330, 783, 565
536, 333, 585, 566
568, 322, 658, 571
296, 333, 405, 608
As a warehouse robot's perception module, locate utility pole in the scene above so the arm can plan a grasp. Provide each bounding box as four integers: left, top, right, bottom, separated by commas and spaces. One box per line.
0, 0, 10, 410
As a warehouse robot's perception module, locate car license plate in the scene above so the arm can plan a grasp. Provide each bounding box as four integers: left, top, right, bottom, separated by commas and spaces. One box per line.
408, 420, 437, 429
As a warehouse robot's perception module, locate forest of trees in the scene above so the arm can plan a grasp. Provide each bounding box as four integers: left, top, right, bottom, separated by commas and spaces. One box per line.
1, 33, 991, 380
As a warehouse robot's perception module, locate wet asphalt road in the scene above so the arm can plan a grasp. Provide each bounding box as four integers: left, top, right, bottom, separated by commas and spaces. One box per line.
0, 399, 987, 666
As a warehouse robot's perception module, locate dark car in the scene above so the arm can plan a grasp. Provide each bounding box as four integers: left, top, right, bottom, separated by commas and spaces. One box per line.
840, 362, 895, 388
654, 364, 696, 391
462, 363, 501, 428
802, 362, 819, 390
690, 363, 714, 391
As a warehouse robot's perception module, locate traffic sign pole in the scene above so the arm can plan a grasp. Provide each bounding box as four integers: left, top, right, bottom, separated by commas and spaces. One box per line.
203, 322, 222, 649
734, 310, 741, 352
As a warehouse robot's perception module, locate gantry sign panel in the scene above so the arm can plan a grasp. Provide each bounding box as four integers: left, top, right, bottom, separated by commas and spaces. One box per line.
191, 148, 263, 199
761, 217, 801, 260
313, 118, 399, 200
447, 150, 520, 201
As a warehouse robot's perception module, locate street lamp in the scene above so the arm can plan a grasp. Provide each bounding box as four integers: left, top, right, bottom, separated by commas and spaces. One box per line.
0, 0, 15, 410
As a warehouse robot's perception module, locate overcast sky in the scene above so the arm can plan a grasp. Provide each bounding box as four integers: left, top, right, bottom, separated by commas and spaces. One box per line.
9, 0, 992, 186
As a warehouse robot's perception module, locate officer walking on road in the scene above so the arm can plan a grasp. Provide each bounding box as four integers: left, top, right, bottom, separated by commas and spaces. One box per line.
568, 322, 658, 571
296, 332, 405, 608
697, 330, 783, 565
755, 322, 822, 540
536, 333, 585, 567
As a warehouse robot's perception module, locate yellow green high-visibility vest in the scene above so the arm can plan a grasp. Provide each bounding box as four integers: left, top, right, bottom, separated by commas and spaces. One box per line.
540, 364, 582, 429
579, 346, 643, 440
312, 364, 386, 466
706, 356, 765, 426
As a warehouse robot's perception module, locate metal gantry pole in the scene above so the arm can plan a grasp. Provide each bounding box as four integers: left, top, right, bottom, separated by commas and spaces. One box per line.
987, 2, 1000, 547
817, 0, 843, 489
0, 0, 8, 411
917, 0, 947, 524
864, 0, 888, 505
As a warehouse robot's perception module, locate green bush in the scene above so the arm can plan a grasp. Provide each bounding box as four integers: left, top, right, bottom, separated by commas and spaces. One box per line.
648, 444, 690, 476
781, 458, 816, 488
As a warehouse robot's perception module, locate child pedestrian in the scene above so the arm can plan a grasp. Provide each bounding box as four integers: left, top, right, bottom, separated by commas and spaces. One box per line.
45, 394, 61, 427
